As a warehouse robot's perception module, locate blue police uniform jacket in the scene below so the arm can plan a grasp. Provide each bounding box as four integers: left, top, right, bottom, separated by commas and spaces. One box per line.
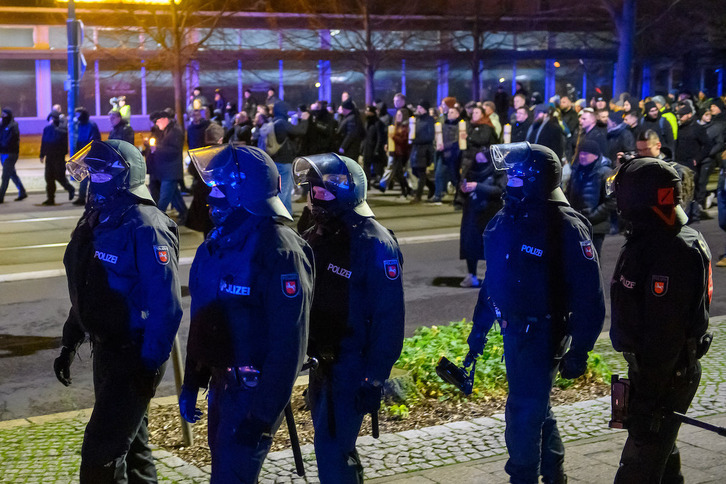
62, 198, 183, 370
303, 214, 405, 383
185, 213, 314, 425
610, 225, 711, 394
472, 197, 605, 357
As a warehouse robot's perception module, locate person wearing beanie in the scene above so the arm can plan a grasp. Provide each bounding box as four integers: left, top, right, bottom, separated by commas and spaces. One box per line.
39, 109, 74, 205
675, 101, 713, 219
336, 98, 364, 164
0, 108, 27, 203
409, 100, 436, 202
566, 137, 615, 259
652, 94, 679, 141
640, 100, 675, 156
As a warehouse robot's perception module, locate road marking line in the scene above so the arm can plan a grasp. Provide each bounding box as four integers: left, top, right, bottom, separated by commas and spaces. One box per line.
1, 216, 78, 223
0, 243, 68, 251
0, 237, 458, 282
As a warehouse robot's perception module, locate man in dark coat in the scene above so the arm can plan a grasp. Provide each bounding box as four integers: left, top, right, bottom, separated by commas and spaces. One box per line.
0, 108, 27, 203
146, 110, 187, 224
609, 158, 712, 483
467, 142, 605, 484
107, 110, 135, 145
641, 101, 676, 157
674, 101, 712, 215
526, 104, 566, 159
565, 139, 616, 259
336, 99, 364, 162
511, 106, 532, 143
410, 100, 436, 202
40, 111, 74, 205
72, 107, 102, 205
268, 101, 309, 215
55, 139, 182, 482
180, 144, 313, 483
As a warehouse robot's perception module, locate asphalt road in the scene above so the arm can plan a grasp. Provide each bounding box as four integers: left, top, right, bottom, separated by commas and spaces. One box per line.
0, 187, 724, 421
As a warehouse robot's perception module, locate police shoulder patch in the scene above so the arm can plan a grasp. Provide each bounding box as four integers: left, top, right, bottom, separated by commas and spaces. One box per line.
384, 259, 400, 280
580, 240, 595, 260
651, 275, 669, 297
281, 273, 300, 298
154, 245, 170, 265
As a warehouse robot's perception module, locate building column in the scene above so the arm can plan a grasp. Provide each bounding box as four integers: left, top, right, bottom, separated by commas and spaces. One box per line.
699, 67, 705, 93
719, 65, 724, 97
278, 60, 284, 101
401, 59, 406, 97
94, 60, 101, 116
511, 61, 517, 96
478, 59, 484, 100
318, 30, 331, 103
140, 59, 147, 116
437, 60, 449, 107
582, 67, 588, 100
237, 60, 243, 112
641, 63, 651, 99
544, 34, 556, 102
35, 60, 52, 118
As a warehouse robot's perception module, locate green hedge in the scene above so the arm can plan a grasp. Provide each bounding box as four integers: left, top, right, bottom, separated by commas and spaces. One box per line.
394, 320, 611, 402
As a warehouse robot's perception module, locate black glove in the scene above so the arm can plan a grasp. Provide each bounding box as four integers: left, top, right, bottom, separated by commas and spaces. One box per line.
236, 414, 272, 448
179, 385, 202, 423
355, 381, 382, 415
559, 350, 588, 380
53, 346, 76, 386
467, 331, 488, 361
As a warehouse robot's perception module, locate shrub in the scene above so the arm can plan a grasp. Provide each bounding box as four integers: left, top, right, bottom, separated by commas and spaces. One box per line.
394, 319, 610, 402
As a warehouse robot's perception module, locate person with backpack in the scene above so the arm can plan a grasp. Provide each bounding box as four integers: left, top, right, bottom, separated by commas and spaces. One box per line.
259, 101, 309, 216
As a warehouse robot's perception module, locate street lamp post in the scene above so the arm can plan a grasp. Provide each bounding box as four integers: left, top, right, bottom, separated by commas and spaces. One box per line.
66, 0, 82, 157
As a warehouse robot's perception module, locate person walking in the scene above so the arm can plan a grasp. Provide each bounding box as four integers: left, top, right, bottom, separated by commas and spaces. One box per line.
0, 108, 27, 203
180, 144, 313, 483
54, 139, 182, 482
466, 142, 605, 484
40, 111, 74, 205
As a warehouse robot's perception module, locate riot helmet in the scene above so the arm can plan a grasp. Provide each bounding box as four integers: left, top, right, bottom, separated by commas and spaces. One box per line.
66, 139, 153, 205
188, 144, 292, 221
490, 142, 567, 203
292, 153, 374, 218
608, 157, 687, 227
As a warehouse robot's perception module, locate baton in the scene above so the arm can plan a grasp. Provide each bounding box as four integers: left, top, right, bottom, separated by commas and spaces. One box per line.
371, 411, 380, 439
674, 412, 726, 437
284, 403, 305, 476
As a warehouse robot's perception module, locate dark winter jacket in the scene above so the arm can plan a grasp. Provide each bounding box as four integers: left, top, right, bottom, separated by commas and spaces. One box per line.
271, 102, 309, 164
108, 120, 135, 145
409, 113, 436, 169
75, 119, 101, 152
336, 111, 364, 161
363, 116, 385, 167
566, 158, 615, 235
459, 160, 507, 261
187, 119, 210, 150
675, 119, 712, 170
464, 121, 497, 162
40, 119, 68, 158
0, 109, 20, 154
149, 121, 184, 181
223, 122, 253, 145
526, 118, 565, 159
606, 123, 635, 163
640, 113, 675, 156
510, 118, 531, 143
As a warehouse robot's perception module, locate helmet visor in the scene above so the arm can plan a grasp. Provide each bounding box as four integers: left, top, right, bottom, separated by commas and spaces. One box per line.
490, 142, 532, 171
188, 145, 233, 187
293, 156, 351, 192
66, 141, 128, 182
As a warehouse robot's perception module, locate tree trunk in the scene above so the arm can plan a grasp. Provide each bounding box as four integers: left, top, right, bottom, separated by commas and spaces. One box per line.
365, 61, 375, 106
613, 0, 636, 97
170, 3, 185, 129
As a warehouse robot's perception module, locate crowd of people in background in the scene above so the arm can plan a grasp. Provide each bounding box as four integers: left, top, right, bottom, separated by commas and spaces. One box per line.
1, 81, 725, 272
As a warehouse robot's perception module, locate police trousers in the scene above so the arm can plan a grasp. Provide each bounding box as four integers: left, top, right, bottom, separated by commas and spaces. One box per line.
614, 361, 701, 484
309, 360, 366, 484
502, 321, 565, 484
207, 372, 281, 484
80, 345, 165, 484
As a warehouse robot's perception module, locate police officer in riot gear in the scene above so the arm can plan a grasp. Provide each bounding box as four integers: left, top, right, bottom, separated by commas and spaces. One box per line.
293, 153, 405, 483
609, 158, 712, 483
179, 144, 314, 483
466, 142, 605, 484
54, 139, 183, 483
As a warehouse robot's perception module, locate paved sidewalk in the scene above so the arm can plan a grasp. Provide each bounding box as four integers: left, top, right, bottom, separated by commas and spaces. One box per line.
2, 317, 724, 483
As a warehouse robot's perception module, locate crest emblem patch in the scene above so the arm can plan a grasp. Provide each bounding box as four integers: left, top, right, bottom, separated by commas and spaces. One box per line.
281, 273, 300, 298
384, 259, 400, 280
580, 240, 595, 260
154, 245, 170, 265
651, 275, 669, 297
